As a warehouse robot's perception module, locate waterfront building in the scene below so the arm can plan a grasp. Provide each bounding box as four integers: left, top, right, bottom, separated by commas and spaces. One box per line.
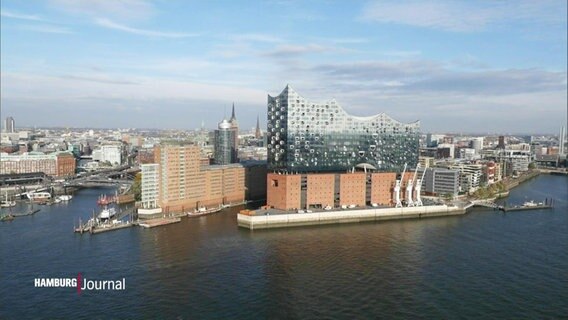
266, 170, 419, 210
154, 144, 244, 213
214, 119, 238, 165
4, 116, 15, 133
0, 151, 75, 177
267, 85, 419, 173
141, 164, 159, 209
418, 168, 460, 197
497, 150, 530, 173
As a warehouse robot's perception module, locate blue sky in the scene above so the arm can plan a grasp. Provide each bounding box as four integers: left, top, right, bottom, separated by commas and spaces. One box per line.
1, 0, 566, 134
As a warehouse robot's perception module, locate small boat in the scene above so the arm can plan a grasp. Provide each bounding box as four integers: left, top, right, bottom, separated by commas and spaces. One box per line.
27, 192, 52, 203
187, 205, 222, 217
522, 201, 538, 207
98, 207, 117, 220
58, 195, 73, 202
54, 198, 62, 204
0, 200, 16, 208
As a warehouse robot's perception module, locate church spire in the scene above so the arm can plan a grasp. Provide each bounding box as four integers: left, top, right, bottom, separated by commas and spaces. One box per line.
255, 114, 262, 139
230, 102, 236, 121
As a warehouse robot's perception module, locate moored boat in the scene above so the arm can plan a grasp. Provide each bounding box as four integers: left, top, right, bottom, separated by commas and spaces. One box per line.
58, 195, 73, 202
187, 205, 222, 217
98, 207, 117, 220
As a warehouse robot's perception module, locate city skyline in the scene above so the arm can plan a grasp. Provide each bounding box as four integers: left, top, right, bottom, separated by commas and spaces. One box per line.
1, 0, 567, 133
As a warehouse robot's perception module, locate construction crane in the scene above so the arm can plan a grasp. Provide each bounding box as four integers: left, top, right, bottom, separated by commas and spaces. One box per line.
414, 168, 427, 207
406, 165, 420, 207
394, 163, 407, 208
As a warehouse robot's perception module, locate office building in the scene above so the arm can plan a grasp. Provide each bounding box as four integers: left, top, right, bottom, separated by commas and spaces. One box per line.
418, 168, 460, 197
471, 137, 483, 154
4, 117, 15, 133
497, 136, 506, 149
141, 164, 159, 209
214, 119, 238, 165
267, 85, 419, 173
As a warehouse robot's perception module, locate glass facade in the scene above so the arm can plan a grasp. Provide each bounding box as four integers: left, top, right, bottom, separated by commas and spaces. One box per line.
267, 85, 419, 173
214, 120, 237, 165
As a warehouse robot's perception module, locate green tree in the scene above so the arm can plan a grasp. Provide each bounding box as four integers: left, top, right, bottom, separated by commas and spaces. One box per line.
131, 172, 142, 201
528, 162, 536, 169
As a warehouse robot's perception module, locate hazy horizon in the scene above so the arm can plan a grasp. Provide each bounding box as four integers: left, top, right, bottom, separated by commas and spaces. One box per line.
1, 1, 566, 134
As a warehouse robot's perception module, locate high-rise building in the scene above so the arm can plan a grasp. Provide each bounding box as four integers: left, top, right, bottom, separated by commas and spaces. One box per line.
267, 85, 419, 173
214, 119, 238, 165
141, 164, 159, 209
497, 136, 506, 149
4, 117, 15, 133
471, 137, 483, 154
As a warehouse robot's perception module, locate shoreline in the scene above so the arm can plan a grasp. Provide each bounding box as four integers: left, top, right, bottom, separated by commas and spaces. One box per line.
238, 170, 557, 231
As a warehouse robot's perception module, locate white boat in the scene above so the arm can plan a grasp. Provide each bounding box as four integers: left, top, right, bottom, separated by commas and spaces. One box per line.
98, 207, 117, 220
57, 195, 73, 201
187, 205, 222, 217
0, 200, 16, 208
53, 198, 62, 204
27, 192, 52, 202
522, 201, 538, 207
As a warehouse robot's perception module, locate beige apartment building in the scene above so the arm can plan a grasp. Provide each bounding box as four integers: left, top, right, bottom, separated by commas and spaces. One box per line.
153, 144, 245, 213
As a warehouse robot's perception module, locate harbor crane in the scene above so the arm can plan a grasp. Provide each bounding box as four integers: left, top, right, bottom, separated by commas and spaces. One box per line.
394, 163, 407, 208
406, 165, 420, 207
414, 168, 427, 207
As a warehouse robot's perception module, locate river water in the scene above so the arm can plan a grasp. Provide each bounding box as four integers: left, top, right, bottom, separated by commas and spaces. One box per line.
1, 174, 567, 319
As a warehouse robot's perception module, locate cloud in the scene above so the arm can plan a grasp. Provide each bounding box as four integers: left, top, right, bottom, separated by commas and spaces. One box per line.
361, 0, 567, 32
94, 18, 198, 38
230, 33, 284, 43
1, 10, 45, 21
49, 0, 154, 20
263, 44, 348, 58
16, 24, 73, 34
58, 74, 138, 85
312, 60, 567, 96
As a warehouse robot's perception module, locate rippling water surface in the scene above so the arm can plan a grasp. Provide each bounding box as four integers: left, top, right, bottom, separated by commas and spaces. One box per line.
1, 174, 567, 319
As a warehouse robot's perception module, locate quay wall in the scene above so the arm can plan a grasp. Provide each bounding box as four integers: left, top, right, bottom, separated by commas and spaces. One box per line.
238, 205, 465, 230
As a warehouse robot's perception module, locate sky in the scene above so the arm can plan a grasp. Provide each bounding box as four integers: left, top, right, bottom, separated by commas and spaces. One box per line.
1, 0, 567, 134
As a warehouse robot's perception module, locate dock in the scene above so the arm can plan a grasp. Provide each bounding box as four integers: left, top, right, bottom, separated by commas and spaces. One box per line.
501, 198, 554, 212
74, 206, 137, 234
138, 217, 181, 228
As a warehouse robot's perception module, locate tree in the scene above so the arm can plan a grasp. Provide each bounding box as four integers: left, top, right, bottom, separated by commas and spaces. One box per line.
131, 172, 142, 201
528, 162, 536, 170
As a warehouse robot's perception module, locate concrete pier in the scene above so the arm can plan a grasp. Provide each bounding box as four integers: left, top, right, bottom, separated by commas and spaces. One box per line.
238, 205, 466, 230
